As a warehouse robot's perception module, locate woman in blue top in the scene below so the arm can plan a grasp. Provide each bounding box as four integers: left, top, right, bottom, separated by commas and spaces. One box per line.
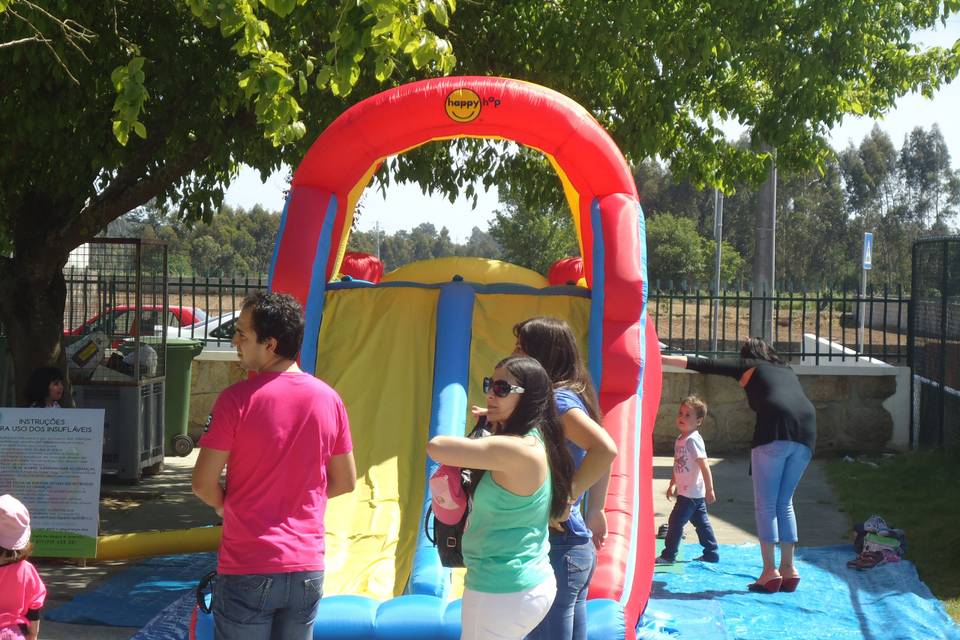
513, 317, 618, 640
428, 356, 574, 640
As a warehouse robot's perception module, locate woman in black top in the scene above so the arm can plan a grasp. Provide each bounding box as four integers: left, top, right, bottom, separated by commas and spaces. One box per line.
663, 338, 816, 594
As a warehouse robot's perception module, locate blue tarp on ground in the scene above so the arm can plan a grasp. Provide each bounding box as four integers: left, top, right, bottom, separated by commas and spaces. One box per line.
45, 552, 216, 628
130, 590, 195, 640
47, 544, 960, 639
640, 543, 960, 640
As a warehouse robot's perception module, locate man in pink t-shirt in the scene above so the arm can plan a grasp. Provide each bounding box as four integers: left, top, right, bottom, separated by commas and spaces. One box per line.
192, 292, 356, 640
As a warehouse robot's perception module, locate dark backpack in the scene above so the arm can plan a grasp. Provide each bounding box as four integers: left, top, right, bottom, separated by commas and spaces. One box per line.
424, 418, 490, 568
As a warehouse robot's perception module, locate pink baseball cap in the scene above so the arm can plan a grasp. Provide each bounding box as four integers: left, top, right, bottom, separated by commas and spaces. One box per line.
429, 465, 467, 526
0, 495, 31, 551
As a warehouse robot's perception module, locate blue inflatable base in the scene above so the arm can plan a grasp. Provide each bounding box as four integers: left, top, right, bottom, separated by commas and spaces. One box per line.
193, 594, 626, 639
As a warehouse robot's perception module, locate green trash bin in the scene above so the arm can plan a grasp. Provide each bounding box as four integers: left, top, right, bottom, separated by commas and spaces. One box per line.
161, 337, 204, 456
128, 337, 204, 456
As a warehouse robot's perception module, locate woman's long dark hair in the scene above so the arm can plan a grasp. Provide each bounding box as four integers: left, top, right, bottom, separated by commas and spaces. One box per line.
497, 356, 574, 520
24, 366, 64, 407
740, 337, 785, 365
513, 317, 601, 421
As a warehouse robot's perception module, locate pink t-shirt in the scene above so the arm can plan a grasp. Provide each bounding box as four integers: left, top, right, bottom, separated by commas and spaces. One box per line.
0, 560, 45, 627
200, 371, 352, 574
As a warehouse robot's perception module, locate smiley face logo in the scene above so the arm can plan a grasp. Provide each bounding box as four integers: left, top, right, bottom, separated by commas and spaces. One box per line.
445, 88, 482, 123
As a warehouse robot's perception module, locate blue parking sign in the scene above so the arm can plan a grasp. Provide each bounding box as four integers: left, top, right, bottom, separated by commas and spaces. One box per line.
863, 232, 873, 270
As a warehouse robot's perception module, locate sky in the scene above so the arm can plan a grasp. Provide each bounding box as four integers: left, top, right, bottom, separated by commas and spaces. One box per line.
224, 21, 960, 242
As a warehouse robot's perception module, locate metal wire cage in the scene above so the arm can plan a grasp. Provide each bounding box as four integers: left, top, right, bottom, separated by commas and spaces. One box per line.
63, 239, 169, 385
909, 236, 960, 449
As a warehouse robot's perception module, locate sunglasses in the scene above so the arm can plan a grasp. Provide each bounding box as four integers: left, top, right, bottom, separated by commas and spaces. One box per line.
483, 377, 525, 398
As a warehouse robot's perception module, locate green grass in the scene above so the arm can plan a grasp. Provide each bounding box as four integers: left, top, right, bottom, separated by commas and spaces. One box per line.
825, 448, 960, 623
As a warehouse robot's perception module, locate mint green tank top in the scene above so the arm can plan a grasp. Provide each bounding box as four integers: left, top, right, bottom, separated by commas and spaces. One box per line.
461, 429, 553, 593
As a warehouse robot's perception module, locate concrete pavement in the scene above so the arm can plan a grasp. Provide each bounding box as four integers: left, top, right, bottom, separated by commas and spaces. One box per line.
652, 454, 851, 547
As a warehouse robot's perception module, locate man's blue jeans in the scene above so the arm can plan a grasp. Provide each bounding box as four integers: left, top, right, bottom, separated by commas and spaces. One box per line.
751, 440, 812, 543
213, 570, 324, 640
661, 496, 719, 562
526, 536, 596, 640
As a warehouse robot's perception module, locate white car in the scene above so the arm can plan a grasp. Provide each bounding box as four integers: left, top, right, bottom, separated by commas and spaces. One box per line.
171, 311, 240, 350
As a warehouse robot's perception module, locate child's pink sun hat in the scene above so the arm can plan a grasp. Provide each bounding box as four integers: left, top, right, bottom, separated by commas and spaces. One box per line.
0, 494, 31, 551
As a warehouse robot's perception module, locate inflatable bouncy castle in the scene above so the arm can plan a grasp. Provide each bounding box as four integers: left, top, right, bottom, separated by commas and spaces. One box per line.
193, 76, 661, 640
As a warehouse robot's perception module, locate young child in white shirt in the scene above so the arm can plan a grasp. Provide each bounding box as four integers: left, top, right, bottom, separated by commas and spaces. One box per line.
656, 395, 719, 564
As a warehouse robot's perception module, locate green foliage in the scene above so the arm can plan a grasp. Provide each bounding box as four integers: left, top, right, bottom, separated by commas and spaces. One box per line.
111, 57, 149, 146
839, 125, 960, 287
2, 0, 960, 397
485, 150, 579, 274
110, 202, 282, 276
646, 213, 705, 286
487, 204, 578, 276
347, 223, 500, 272
645, 212, 748, 288
638, 123, 959, 290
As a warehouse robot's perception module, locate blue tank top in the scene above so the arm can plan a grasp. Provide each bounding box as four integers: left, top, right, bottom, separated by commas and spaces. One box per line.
554, 388, 592, 541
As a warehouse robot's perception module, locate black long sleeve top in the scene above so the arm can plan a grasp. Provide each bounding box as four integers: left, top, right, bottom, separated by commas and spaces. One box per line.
685, 358, 816, 451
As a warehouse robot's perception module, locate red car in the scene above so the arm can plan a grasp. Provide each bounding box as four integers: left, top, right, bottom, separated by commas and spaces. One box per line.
65, 305, 207, 343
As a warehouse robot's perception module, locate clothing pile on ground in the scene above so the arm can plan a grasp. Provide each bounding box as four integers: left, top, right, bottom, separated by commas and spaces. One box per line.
846, 514, 907, 570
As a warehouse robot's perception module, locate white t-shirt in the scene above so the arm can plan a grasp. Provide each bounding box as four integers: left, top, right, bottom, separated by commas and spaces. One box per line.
673, 431, 707, 499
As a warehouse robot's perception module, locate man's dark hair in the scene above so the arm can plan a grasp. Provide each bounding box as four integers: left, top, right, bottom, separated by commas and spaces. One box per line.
242, 292, 305, 361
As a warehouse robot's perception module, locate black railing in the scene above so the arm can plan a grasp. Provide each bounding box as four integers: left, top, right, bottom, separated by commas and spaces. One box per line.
62, 270, 911, 364
64, 271, 268, 348
650, 284, 910, 365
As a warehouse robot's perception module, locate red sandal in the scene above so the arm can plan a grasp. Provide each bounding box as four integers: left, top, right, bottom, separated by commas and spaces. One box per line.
780, 576, 800, 592
747, 576, 782, 593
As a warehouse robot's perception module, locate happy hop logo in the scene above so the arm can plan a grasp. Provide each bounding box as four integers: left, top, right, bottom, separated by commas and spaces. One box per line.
445, 88, 501, 123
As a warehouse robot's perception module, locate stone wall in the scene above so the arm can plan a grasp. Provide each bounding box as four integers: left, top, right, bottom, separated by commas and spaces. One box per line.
185, 355, 906, 455
655, 368, 902, 455
187, 353, 247, 441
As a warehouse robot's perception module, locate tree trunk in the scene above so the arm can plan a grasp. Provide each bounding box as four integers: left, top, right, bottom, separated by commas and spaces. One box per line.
0, 250, 72, 407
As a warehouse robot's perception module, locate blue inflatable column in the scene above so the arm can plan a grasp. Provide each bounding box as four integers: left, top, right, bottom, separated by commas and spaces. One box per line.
407, 281, 475, 597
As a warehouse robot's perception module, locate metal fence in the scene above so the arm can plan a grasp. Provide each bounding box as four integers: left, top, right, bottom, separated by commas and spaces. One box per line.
909, 237, 960, 449
64, 271, 267, 348
62, 270, 911, 363
650, 284, 910, 365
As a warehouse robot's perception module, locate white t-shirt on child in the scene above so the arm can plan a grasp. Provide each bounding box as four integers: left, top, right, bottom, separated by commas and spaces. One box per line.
674, 431, 707, 499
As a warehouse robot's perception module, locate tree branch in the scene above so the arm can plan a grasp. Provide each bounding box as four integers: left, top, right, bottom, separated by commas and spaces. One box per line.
58, 113, 256, 252
0, 35, 50, 49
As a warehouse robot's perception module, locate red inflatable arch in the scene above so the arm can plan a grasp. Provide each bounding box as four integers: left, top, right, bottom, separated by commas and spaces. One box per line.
269, 77, 661, 638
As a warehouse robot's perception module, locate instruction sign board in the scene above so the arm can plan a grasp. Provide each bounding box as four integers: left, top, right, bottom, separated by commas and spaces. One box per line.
863, 232, 873, 270
0, 408, 104, 557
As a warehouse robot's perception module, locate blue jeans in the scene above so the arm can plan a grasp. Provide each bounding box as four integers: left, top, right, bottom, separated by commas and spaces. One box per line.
525, 536, 596, 640
661, 496, 719, 562
751, 440, 812, 543
213, 570, 324, 640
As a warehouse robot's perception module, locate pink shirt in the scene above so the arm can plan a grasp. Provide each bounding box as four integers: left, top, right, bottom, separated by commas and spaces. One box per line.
0, 560, 45, 627
200, 371, 352, 574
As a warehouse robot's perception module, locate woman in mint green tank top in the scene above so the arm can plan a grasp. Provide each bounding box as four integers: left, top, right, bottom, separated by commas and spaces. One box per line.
427, 356, 574, 640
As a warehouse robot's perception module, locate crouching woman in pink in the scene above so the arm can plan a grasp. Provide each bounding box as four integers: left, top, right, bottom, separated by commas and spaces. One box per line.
427, 356, 574, 640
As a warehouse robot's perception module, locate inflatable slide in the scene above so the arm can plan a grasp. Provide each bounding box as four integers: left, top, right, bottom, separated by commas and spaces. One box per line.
193, 76, 661, 640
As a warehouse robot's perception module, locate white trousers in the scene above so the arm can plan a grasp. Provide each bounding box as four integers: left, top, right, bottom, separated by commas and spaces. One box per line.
460, 574, 557, 640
